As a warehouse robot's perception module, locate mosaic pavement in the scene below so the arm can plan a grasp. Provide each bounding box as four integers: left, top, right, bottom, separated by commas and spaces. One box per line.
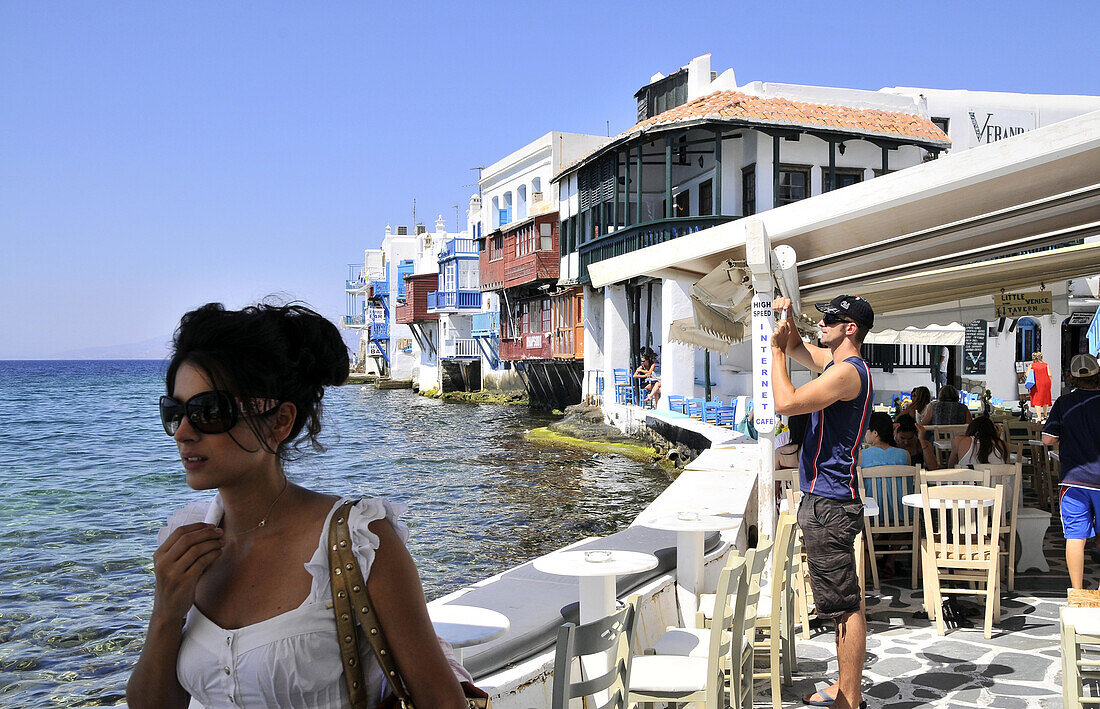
763, 522, 1082, 708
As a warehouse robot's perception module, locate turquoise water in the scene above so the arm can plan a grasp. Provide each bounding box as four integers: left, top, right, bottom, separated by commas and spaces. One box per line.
0, 360, 669, 706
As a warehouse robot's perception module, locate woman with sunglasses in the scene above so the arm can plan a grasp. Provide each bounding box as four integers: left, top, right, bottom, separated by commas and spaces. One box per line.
127, 302, 468, 709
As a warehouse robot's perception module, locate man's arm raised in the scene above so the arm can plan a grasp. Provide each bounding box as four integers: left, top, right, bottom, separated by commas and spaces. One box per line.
772, 297, 830, 373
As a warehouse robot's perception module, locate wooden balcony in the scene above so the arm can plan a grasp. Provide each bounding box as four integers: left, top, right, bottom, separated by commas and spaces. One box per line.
577, 215, 737, 283
500, 334, 552, 361
394, 273, 438, 324
505, 251, 558, 288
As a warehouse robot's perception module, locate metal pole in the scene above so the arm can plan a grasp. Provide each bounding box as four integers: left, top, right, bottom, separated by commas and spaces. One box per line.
828, 140, 836, 193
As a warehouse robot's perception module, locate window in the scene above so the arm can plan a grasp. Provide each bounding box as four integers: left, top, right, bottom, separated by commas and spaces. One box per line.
443, 263, 456, 292
559, 219, 568, 256
698, 179, 713, 216
673, 190, 690, 218
541, 298, 551, 332
821, 167, 863, 192
569, 215, 577, 253
1016, 318, 1041, 362
490, 234, 504, 261
458, 260, 478, 290
932, 117, 950, 136
540, 222, 553, 251
777, 165, 810, 206
742, 165, 756, 216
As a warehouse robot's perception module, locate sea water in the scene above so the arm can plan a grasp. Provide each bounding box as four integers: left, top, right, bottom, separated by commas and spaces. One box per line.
0, 360, 669, 707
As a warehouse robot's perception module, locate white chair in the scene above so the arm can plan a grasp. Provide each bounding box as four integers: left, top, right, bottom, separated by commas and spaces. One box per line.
1061, 606, 1100, 709
920, 483, 1004, 638
858, 465, 920, 589
551, 595, 639, 709
978, 462, 1022, 590
628, 556, 748, 709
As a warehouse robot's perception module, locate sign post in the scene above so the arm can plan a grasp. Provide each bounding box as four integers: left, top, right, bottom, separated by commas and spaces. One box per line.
745, 220, 778, 544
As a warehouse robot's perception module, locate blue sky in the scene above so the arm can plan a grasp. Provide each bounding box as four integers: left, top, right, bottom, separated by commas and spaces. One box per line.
1, 1, 1097, 358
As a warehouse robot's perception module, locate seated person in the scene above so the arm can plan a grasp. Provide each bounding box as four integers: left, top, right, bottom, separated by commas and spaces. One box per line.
633, 351, 661, 407
861, 411, 910, 467
776, 413, 810, 469
895, 415, 938, 470
948, 415, 1008, 468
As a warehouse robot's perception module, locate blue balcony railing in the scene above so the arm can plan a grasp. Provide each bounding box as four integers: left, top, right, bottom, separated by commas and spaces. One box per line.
346, 278, 366, 292
577, 215, 738, 283
471, 311, 500, 338
369, 279, 389, 299
369, 321, 389, 340
341, 315, 366, 327
438, 238, 479, 260
427, 290, 482, 311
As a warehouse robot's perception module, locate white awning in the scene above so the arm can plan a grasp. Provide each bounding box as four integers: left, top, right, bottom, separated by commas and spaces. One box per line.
587, 110, 1100, 318
864, 323, 965, 346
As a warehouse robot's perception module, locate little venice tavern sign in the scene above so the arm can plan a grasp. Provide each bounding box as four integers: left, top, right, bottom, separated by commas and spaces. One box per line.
994, 291, 1052, 318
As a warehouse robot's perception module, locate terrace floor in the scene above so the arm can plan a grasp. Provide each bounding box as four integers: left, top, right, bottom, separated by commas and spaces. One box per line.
768, 523, 1078, 708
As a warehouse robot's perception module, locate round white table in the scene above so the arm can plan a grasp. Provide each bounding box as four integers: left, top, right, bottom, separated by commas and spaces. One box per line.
429, 604, 510, 663
642, 512, 740, 628
533, 549, 658, 624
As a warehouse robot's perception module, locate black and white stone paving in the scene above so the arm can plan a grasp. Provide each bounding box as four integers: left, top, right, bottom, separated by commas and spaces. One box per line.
762, 524, 1083, 708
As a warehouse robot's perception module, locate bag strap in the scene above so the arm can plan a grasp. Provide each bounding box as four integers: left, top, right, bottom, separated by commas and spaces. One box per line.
328, 499, 415, 709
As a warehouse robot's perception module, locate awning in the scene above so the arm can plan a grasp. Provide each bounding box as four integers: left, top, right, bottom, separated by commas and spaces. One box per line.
864, 323, 965, 346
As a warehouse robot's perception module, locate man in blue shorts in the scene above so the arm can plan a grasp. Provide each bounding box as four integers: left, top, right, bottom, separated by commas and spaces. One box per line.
1043, 353, 1100, 590
772, 294, 873, 709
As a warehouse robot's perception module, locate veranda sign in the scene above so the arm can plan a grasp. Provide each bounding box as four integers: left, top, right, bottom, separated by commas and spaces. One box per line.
994, 291, 1052, 318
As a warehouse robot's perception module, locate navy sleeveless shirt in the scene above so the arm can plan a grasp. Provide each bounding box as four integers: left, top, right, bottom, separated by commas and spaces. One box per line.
799, 356, 873, 501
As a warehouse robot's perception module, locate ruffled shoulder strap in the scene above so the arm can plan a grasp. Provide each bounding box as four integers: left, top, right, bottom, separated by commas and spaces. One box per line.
303, 497, 409, 601
157, 497, 218, 546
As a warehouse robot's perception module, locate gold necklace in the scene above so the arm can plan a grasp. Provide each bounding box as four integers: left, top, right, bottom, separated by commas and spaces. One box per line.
228, 477, 289, 537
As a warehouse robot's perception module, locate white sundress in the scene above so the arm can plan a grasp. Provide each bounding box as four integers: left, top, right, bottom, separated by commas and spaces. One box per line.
158, 495, 470, 709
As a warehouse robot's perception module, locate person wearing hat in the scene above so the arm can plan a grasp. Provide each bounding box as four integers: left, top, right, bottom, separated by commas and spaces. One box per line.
771, 294, 874, 709
1043, 352, 1100, 589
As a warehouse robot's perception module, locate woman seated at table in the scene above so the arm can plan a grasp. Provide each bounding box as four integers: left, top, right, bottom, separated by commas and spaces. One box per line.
896, 386, 932, 424
894, 415, 939, 470
633, 351, 660, 407
775, 413, 810, 469
922, 384, 973, 428
861, 411, 910, 467
948, 415, 1009, 468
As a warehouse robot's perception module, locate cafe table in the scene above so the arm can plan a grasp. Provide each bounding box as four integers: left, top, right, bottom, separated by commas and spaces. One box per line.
428, 604, 510, 663
642, 511, 740, 628
533, 549, 658, 624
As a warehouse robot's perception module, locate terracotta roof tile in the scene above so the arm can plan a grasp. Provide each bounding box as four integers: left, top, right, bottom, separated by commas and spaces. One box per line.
555, 90, 950, 180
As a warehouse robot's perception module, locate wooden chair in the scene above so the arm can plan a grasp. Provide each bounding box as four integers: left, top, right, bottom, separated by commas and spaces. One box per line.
921, 468, 990, 486
978, 462, 1023, 591
858, 465, 920, 589
772, 469, 813, 640
666, 394, 686, 414
1060, 606, 1100, 709
629, 559, 747, 709
751, 513, 799, 709
551, 595, 639, 709
1028, 440, 1057, 511
919, 483, 1004, 638
927, 424, 968, 467
686, 397, 705, 419
612, 368, 635, 405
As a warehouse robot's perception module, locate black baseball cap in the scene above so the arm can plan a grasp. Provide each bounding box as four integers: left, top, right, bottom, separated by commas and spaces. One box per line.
816, 295, 874, 329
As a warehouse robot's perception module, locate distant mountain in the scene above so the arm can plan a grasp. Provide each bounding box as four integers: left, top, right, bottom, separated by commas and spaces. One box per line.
52, 336, 172, 360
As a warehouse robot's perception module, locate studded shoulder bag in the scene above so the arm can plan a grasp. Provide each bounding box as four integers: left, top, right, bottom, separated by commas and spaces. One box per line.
327, 500, 490, 709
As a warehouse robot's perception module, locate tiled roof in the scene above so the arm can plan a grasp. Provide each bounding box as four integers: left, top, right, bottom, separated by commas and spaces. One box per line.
554, 90, 951, 180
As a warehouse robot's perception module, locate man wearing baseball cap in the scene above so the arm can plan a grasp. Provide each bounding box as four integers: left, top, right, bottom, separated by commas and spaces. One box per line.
771, 294, 874, 709
1043, 352, 1100, 589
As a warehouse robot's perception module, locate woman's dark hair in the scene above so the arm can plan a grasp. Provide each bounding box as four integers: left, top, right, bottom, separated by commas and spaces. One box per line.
895, 414, 919, 436
937, 384, 960, 403
785, 413, 810, 448
166, 301, 349, 459
965, 415, 1008, 464
910, 386, 931, 413
867, 411, 897, 446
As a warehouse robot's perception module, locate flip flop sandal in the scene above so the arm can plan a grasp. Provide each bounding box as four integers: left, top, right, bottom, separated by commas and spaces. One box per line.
803, 688, 835, 706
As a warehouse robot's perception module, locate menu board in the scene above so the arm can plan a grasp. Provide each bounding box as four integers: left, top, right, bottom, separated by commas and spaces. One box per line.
964, 319, 987, 375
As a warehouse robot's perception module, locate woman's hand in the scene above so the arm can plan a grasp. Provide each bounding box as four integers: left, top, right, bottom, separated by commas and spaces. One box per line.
151, 523, 224, 624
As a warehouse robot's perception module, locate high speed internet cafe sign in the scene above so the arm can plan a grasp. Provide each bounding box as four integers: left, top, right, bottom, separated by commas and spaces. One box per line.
752, 294, 776, 434
994, 291, 1052, 319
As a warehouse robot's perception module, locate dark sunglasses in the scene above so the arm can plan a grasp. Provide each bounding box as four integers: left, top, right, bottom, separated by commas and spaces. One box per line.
159, 390, 280, 436
821, 313, 854, 326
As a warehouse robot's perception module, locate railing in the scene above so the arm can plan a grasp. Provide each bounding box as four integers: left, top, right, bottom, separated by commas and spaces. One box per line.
439, 238, 478, 259
504, 251, 558, 287
577, 215, 738, 283
443, 338, 481, 359
472, 311, 501, 338
346, 278, 366, 292
427, 290, 482, 310
341, 315, 366, 327
369, 280, 389, 299
369, 321, 389, 340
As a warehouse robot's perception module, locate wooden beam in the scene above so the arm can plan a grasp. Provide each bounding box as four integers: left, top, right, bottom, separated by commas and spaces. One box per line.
714, 129, 722, 215
773, 134, 781, 209
665, 136, 673, 218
